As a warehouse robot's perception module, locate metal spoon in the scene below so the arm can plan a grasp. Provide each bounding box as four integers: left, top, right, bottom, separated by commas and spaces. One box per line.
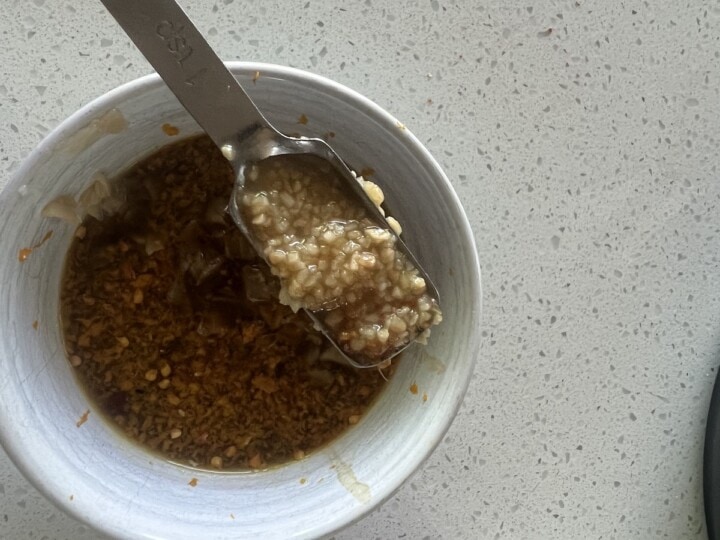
100, 0, 440, 367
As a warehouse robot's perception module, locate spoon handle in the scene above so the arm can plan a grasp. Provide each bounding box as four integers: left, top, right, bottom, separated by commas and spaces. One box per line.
100, 0, 267, 148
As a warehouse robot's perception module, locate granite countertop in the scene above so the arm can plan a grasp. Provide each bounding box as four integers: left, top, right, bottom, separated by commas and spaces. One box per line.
0, 0, 717, 538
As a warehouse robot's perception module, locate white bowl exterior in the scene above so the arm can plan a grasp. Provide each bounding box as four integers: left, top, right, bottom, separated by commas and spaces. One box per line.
0, 63, 481, 539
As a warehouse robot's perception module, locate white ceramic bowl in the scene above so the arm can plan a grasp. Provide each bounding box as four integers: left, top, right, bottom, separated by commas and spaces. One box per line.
0, 63, 481, 539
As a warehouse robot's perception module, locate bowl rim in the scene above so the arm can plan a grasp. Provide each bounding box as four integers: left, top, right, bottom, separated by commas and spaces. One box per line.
0, 61, 482, 539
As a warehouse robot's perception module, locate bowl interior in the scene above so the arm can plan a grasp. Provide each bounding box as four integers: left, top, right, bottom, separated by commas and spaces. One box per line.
0, 63, 480, 539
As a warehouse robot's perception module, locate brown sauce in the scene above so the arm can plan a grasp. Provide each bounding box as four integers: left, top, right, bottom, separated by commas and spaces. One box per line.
60, 135, 393, 470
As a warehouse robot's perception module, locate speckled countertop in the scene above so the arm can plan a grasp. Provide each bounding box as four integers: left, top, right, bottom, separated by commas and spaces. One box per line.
1, 0, 718, 538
